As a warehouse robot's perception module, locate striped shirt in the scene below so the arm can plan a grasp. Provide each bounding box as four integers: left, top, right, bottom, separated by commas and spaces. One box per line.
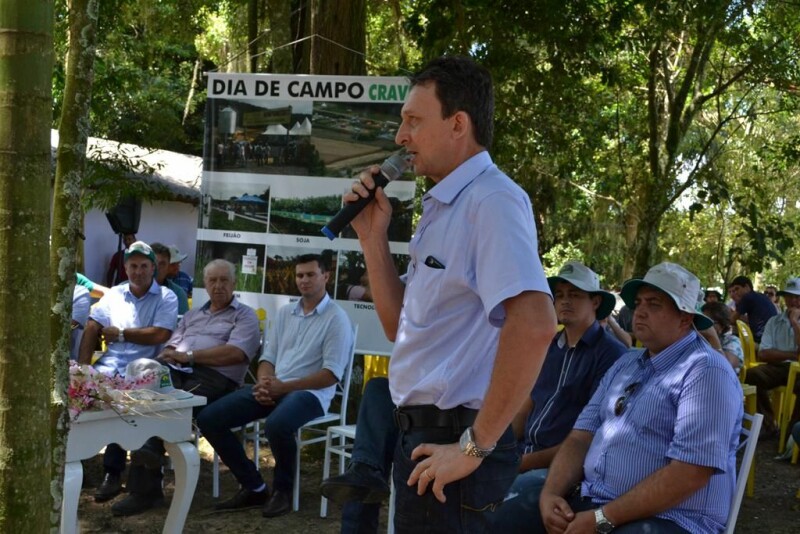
574, 331, 743, 533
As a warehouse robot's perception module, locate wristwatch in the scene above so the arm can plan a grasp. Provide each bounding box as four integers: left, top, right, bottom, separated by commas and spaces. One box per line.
459, 426, 495, 458
186, 350, 195, 367
595, 507, 615, 533
118, 329, 125, 343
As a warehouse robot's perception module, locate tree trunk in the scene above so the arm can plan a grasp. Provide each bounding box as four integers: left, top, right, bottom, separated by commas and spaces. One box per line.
50, 0, 97, 528
268, 0, 293, 73
309, 0, 366, 75
248, 0, 259, 72
291, 0, 311, 73
0, 2, 54, 531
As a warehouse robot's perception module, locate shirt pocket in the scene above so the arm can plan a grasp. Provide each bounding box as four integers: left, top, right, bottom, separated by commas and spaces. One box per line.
403, 263, 444, 327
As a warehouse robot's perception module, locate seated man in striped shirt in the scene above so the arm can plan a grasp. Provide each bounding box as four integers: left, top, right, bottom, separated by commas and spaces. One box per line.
490, 261, 626, 530
537, 262, 743, 534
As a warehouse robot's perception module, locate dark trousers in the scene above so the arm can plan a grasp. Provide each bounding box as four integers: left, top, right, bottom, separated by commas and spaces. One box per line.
746, 361, 792, 428
124, 366, 238, 496
391, 420, 519, 533
341, 377, 397, 534
196, 386, 323, 492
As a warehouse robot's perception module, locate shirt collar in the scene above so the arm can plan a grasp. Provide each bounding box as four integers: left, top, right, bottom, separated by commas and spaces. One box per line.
201, 295, 241, 312
637, 330, 697, 374
556, 320, 603, 349
292, 293, 330, 317
426, 151, 493, 205
123, 279, 160, 298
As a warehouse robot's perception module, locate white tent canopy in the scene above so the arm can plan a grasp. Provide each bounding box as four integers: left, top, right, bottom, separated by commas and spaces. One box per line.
289, 118, 312, 136
262, 124, 288, 135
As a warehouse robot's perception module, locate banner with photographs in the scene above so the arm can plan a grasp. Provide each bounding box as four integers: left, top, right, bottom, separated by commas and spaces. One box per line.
195, 73, 413, 355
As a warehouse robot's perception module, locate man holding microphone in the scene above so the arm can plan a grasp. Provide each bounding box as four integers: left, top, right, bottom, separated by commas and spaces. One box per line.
343, 55, 556, 532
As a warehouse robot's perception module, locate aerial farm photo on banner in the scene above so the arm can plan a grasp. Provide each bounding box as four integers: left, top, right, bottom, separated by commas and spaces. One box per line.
195, 73, 415, 354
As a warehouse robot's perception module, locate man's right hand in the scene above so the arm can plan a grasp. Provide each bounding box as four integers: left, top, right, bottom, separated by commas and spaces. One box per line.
252, 378, 275, 406
346, 166, 394, 241
539, 492, 575, 534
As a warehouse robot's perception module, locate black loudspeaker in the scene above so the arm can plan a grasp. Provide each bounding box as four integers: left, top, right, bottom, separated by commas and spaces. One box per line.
105, 196, 142, 235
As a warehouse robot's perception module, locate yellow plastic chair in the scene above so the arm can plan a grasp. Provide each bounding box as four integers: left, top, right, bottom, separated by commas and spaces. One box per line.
778, 362, 800, 453
736, 320, 758, 382
363, 354, 390, 391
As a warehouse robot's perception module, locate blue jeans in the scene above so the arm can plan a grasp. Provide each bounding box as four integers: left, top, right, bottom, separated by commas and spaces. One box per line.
529, 494, 690, 534
196, 386, 323, 492
341, 377, 397, 534
392, 425, 519, 533
486, 467, 549, 531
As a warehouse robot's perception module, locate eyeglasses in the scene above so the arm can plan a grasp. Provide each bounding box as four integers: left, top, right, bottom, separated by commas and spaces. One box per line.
614, 382, 640, 416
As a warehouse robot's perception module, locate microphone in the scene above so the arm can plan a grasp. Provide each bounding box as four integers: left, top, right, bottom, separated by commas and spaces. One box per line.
321, 153, 411, 240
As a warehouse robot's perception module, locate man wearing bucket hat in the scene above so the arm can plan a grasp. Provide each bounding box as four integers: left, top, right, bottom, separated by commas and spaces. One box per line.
166, 244, 193, 297
537, 262, 742, 534
745, 277, 800, 436
78, 240, 179, 504
491, 261, 627, 531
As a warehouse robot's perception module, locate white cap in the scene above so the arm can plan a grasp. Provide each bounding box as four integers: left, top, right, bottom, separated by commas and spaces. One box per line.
620, 262, 713, 330
547, 261, 616, 320
167, 245, 188, 264
778, 277, 800, 297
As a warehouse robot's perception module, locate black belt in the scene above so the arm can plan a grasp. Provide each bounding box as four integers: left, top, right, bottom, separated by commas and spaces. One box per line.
394, 404, 478, 432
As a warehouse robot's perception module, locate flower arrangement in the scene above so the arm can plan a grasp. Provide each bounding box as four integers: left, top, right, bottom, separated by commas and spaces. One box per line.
68, 361, 159, 420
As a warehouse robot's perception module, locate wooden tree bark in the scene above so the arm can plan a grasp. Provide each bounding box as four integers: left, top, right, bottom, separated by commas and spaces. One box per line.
49, 0, 98, 528
309, 0, 366, 75
0, 1, 54, 530
268, 0, 293, 73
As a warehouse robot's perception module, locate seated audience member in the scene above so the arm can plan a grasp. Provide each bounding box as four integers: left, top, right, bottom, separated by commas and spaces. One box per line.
728, 275, 778, 343
536, 262, 742, 533
106, 232, 137, 287
613, 304, 635, 345
70, 283, 92, 360
321, 376, 396, 534
110, 259, 262, 516
150, 242, 189, 314
704, 288, 722, 304
77, 272, 108, 298
745, 277, 800, 436
167, 244, 193, 297
197, 254, 353, 519
701, 301, 745, 372
78, 241, 178, 503
490, 261, 627, 531
764, 284, 782, 313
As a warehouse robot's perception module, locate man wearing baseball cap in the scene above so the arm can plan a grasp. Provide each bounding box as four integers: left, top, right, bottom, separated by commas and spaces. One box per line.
745, 277, 800, 436
78, 240, 179, 503
491, 261, 627, 530
538, 262, 742, 533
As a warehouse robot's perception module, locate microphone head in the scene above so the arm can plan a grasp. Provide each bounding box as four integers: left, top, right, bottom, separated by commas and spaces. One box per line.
380, 153, 411, 182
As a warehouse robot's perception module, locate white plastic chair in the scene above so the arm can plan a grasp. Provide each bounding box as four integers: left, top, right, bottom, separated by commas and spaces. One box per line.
725, 412, 763, 534
320, 423, 395, 533
292, 324, 358, 511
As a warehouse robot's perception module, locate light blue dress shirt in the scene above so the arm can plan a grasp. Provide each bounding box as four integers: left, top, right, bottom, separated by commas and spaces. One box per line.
574, 331, 743, 533
260, 293, 353, 413
760, 311, 799, 358
389, 151, 551, 409
91, 281, 179, 376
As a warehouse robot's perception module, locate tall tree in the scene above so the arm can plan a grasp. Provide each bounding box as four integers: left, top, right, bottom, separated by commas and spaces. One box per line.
0, 1, 54, 530
50, 0, 98, 527
309, 0, 366, 75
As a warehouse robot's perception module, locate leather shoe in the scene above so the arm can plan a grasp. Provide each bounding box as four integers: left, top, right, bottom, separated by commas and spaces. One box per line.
262, 490, 291, 518
94, 473, 122, 503
111, 491, 164, 516
214, 487, 270, 511
320, 462, 390, 504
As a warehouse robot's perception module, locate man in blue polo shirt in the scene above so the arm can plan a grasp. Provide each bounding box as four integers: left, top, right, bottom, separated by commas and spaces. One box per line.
78, 240, 178, 503
538, 262, 742, 533
491, 261, 626, 530
728, 275, 777, 343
